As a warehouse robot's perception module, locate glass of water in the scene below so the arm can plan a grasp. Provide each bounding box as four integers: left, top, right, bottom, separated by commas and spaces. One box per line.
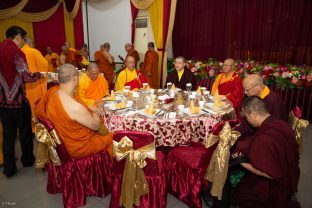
167, 82, 172, 91
186, 83, 192, 94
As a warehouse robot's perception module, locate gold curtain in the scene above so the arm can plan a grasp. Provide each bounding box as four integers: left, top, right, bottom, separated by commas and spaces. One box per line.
0, 17, 34, 41
131, 0, 154, 10
162, 0, 177, 86
15, 2, 61, 22
63, 6, 75, 48
148, 0, 163, 89
0, 0, 28, 20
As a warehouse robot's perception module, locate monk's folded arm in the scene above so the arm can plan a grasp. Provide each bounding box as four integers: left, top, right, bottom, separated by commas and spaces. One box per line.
70, 104, 100, 131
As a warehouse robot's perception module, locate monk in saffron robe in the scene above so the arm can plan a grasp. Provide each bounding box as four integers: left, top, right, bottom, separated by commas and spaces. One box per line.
232, 96, 300, 208
119, 43, 140, 68
141, 42, 159, 89
21, 37, 48, 114
77, 63, 109, 106
165, 56, 197, 90
59, 45, 68, 65
94, 43, 115, 87
116, 55, 147, 91
35, 64, 113, 158
211, 58, 243, 111
44, 46, 60, 72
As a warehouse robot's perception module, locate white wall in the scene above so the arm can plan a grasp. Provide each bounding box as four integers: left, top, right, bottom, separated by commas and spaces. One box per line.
82, 0, 132, 62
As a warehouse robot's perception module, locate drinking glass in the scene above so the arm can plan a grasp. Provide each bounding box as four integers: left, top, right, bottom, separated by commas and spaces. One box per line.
186, 83, 192, 94
167, 82, 172, 91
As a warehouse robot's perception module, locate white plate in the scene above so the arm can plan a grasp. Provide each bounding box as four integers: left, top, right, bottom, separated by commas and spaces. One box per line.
205, 102, 229, 111
104, 103, 132, 110
138, 109, 160, 118
103, 95, 122, 102
183, 108, 205, 116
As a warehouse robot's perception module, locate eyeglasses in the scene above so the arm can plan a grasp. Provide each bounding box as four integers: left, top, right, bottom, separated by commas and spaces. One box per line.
244, 84, 258, 93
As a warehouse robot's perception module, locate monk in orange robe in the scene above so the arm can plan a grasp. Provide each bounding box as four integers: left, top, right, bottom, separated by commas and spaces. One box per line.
77, 63, 109, 106
119, 43, 140, 68
94, 43, 115, 87
35, 64, 113, 158
21, 37, 48, 114
44, 46, 60, 72
211, 58, 243, 114
141, 42, 159, 88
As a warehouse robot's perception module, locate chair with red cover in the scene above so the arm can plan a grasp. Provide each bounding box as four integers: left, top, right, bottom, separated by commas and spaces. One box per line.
166, 120, 238, 208
35, 117, 112, 208
109, 131, 167, 208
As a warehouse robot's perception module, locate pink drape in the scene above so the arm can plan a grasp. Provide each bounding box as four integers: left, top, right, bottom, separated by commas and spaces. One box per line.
33, 4, 66, 54
130, 1, 138, 45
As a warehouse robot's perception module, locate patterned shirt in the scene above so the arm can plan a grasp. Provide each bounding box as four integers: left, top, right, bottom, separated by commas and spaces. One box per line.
0, 39, 41, 108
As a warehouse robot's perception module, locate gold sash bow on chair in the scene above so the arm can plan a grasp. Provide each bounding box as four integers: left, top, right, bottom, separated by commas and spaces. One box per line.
34, 121, 62, 168
289, 112, 309, 154
113, 136, 156, 208
204, 122, 241, 200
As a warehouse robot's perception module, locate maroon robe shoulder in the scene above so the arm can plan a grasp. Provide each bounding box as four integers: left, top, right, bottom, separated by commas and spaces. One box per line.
165, 68, 197, 90
263, 90, 288, 122
233, 116, 300, 208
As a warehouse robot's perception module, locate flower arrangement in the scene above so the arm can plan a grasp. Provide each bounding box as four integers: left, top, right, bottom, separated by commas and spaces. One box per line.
167, 58, 312, 90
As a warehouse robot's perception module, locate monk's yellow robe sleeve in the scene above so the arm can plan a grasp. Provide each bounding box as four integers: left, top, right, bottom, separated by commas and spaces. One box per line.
77, 73, 95, 106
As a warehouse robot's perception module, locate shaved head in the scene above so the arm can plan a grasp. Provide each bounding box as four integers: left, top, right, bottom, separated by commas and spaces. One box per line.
57, 64, 77, 84
24, 37, 33, 47
222, 58, 235, 73
125, 43, 132, 52
125, 55, 136, 70
87, 63, 99, 80
243, 74, 264, 97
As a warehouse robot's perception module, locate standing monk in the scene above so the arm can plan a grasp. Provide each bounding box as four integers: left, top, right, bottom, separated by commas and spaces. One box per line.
21, 37, 48, 114
119, 43, 140, 68
95, 43, 115, 87
45, 46, 60, 72
211, 58, 243, 112
59, 45, 68, 65
77, 63, 109, 106
35, 64, 113, 158
232, 96, 300, 208
141, 42, 159, 88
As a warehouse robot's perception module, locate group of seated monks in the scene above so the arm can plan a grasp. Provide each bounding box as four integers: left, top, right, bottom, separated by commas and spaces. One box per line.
32, 53, 300, 208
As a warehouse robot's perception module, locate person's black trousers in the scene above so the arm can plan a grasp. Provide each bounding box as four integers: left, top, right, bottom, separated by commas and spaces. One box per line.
0, 102, 35, 176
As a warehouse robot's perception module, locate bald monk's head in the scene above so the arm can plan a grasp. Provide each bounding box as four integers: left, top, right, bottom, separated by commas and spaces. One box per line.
242, 96, 269, 128
46, 46, 52, 55
148, 42, 155, 50
125, 43, 132, 52
57, 64, 79, 89
243, 74, 265, 97
174, 56, 186, 71
65, 41, 70, 49
125, 55, 136, 71
222, 58, 235, 74
87, 63, 99, 81
104, 42, 111, 51
24, 37, 34, 48
61, 45, 68, 55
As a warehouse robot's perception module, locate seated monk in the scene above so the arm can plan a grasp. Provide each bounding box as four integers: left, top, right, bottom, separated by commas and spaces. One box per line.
77, 63, 109, 106
115, 55, 147, 91
232, 96, 300, 208
35, 64, 113, 158
165, 56, 197, 91
211, 58, 243, 112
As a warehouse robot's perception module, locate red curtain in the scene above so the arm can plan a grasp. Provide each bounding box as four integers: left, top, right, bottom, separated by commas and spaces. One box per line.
172, 0, 312, 65
74, 2, 84, 49
130, 1, 138, 45
33, 4, 66, 55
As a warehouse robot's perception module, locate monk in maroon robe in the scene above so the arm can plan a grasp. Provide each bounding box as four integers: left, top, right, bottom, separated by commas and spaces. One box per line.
231, 74, 288, 163
211, 59, 244, 115
232, 96, 300, 208
165, 56, 197, 90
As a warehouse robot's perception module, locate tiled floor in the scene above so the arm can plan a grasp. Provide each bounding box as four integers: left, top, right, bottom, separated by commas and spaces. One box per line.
1, 125, 311, 208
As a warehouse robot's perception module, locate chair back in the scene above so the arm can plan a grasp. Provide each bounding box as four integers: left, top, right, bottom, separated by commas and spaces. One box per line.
113, 131, 155, 149
211, 119, 239, 135
37, 116, 71, 163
